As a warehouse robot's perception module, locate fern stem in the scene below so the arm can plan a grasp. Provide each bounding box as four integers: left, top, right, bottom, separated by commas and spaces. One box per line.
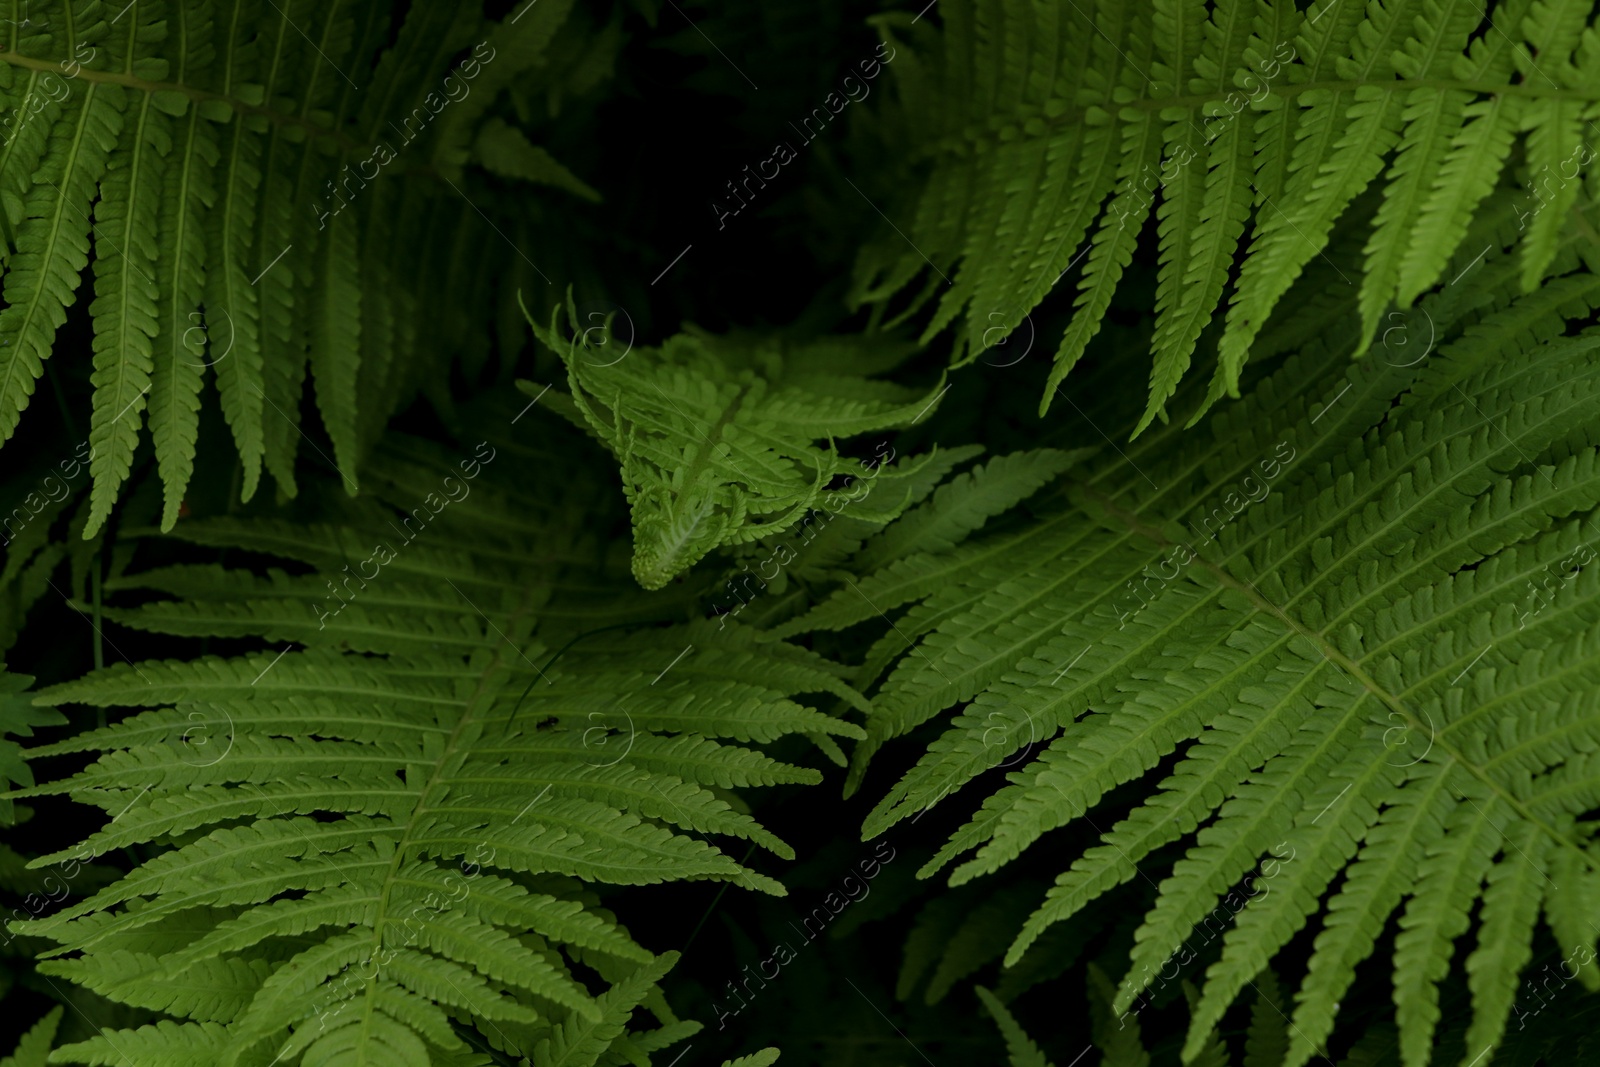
679, 841, 759, 957
913, 77, 1600, 163
89, 552, 102, 675
354, 589, 544, 1055
0, 49, 370, 157
90, 552, 103, 731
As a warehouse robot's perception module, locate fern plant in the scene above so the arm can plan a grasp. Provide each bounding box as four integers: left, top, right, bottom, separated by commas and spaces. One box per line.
5, 408, 862, 1066
8, 1, 1600, 1063
774, 194, 1600, 1066
528, 304, 949, 590
0, 0, 602, 536
852, 0, 1600, 430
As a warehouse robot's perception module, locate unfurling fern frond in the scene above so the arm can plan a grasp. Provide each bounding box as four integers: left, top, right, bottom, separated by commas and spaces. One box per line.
527, 304, 948, 590
0, 0, 602, 535
854, 0, 1600, 431
787, 208, 1600, 1065
8, 410, 860, 1067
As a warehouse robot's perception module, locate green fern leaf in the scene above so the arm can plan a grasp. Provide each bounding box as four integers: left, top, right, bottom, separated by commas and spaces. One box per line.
150, 100, 216, 531
853, 0, 1600, 419
52, 1019, 229, 1067
719, 1050, 779, 1067
786, 213, 1600, 1065
0, 670, 60, 826
1, 1004, 59, 1067
85, 92, 165, 537
0, 84, 124, 444
476, 118, 599, 202
1243, 971, 1289, 1067
531, 953, 674, 1067
13, 417, 847, 1065
1354, 0, 1482, 354
976, 985, 1053, 1067
1395, 94, 1525, 308
0, 1, 592, 514
308, 207, 362, 493
1088, 962, 1152, 1067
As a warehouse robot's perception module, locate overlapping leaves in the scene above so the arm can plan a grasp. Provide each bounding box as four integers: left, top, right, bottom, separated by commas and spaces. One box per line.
7, 411, 861, 1066
0, 0, 599, 533
855, 0, 1600, 431
790, 206, 1600, 1066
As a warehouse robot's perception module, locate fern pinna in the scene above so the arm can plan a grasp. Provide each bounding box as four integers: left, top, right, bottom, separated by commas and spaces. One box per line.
0, 0, 600, 537
854, 0, 1600, 431
4, 408, 862, 1066
777, 193, 1600, 1067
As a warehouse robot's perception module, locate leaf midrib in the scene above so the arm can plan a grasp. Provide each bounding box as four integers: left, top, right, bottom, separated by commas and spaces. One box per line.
916, 75, 1600, 162
0, 49, 369, 156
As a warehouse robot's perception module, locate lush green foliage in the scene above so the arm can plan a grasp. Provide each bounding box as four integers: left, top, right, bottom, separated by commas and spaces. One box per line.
787, 200, 1600, 1066
2, 0, 1600, 1066
16, 414, 865, 1065
855, 0, 1600, 430
0, 0, 603, 533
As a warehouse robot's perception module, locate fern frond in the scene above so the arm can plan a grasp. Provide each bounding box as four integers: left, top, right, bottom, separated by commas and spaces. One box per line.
530, 953, 673, 1067
0, 670, 59, 826
13, 417, 849, 1066
0, 0, 599, 527
85, 68, 165, 536
855, 0, 1600, 423
719, 1050, 779, 1067
787, 214, 1600, 1065
0, 82, 123, 448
